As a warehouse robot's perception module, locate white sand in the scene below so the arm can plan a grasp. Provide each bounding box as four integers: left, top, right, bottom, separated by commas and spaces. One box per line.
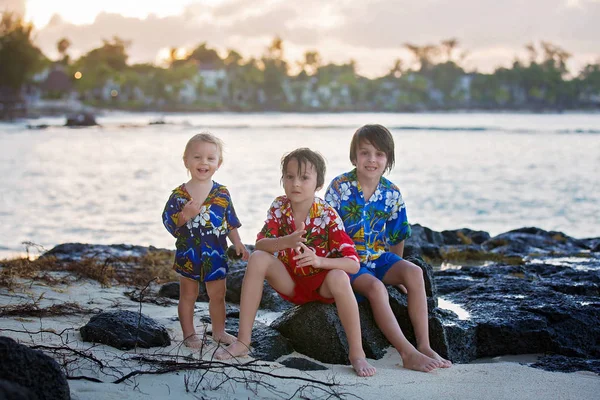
1, 275, 598, 400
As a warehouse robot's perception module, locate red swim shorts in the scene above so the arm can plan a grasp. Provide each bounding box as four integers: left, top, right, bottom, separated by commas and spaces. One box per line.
275, 269, 335, 305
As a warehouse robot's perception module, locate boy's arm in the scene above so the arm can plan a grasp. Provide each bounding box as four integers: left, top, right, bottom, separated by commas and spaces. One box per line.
227, 228, 249, 260
389, 241, 405, 258
255, 223, 307, 253
293, 243, 360, 274
390, 240, 408, 294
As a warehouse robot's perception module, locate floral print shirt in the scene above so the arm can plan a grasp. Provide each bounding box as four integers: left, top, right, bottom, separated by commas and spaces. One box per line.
257, 195, 359, 277
162, 182, 241, 281
325, 169, 411, 267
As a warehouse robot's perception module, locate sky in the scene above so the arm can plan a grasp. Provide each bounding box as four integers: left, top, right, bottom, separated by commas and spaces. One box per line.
1, 0, 599, 77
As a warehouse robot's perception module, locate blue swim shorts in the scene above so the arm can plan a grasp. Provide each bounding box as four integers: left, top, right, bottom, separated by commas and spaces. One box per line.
349, 252, 403, 302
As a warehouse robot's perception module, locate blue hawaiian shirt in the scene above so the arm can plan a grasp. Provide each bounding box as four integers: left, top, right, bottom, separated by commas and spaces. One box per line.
162, 182, 241, 282
325, 169, 411, 267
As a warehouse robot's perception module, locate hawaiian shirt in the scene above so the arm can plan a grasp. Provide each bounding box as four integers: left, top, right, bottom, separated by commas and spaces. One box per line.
325, 169, 411, 267
162, 182, 241, 282
257, 195, 359, 277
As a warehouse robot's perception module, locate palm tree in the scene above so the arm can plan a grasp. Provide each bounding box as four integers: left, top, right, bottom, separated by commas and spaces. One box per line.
57, 37, 71, 64
300, 50, 321, 76
441, 38, 459, 63
388, 58, 404, 78
403, 43, 440, 72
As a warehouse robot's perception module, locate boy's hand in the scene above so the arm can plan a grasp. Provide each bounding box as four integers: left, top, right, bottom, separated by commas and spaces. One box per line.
286, 222, 307, 253
293, 243, 321, 269
181, 198, 201, 221
235, 242, 250, 261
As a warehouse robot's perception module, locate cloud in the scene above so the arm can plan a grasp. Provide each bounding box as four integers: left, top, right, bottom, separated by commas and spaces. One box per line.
28, 0, 600, 76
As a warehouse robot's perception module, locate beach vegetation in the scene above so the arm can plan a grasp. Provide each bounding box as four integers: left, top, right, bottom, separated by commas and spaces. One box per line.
0, 247, 177, 290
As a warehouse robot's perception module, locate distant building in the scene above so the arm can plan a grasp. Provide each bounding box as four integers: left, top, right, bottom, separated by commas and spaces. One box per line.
40, 68, 73, 97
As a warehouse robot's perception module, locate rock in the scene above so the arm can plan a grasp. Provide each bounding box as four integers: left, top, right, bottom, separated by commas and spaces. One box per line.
280, 357, 329, 371
42, 243, 159, 262
158, 281, 180, 299
0, 336, 70, 400
0, 379, 37, 400
226, 244, 255, 260
435, 260, 600, 360
482, 227, 589, 258
272, 303, 351, 365
441, 228, 491, 245
530, 355, 600, 375
249, 323, 294, 361
80, 310, 171, 350
430, 310, 477, 364
65, 111, 97, 127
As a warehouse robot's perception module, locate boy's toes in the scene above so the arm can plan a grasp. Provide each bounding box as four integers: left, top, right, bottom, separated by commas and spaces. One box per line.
183, 334, 205, 349
214, 341, 250, 360
350, 358, 376, 377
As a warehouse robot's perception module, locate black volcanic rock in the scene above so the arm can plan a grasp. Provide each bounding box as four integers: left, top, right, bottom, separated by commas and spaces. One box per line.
80, 310, 171, 350
0, 337, 70, 400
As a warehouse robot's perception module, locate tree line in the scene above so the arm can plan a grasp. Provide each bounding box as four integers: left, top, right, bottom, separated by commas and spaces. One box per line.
1, 12, 600, 114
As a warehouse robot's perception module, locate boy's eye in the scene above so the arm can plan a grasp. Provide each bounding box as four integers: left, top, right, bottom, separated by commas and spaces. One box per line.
302, 175, 310, 180
376, 152, 385, 157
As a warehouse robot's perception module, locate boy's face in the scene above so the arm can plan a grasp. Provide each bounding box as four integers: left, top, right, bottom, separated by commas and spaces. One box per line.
355, 140, 387, 181
283, 158, 319, 205
184, 141, 221, 183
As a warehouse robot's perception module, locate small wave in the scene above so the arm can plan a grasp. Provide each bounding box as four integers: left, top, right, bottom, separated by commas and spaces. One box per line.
182, 123, 600, 134
557, 129, 600, 134
8, 119, 600, 135
185, 123, 494, 131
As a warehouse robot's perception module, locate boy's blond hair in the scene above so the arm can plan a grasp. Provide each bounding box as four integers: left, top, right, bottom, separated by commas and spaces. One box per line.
183, 132, 224, 164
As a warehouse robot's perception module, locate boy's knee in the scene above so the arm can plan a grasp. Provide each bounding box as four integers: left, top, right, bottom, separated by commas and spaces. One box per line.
325, 269, 351, 289
365, 279, 387, 299
407, 262, 424, 277
247, 250, 272, 269
208, 291, 225, 302
402, 262, 425, 287
206, 280, 227, 300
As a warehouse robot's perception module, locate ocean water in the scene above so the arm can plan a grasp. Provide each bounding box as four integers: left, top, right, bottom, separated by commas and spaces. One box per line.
1, 112, 599, 258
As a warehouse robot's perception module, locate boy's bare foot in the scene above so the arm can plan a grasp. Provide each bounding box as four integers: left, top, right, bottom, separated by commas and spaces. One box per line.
214, 340, 250, 360
350, 358, 376, 377
183, 334, 205, 349
401, 349, 441, 372
418, 347, 452, 368
211, 331, 237, 345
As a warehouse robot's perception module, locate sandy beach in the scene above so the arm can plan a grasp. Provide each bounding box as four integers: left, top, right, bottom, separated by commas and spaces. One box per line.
1, 272, 598, 400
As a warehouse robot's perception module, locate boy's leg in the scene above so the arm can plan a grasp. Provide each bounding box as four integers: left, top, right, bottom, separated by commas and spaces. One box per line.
353, 273, 440, 372
382, 260, 452, 367
216, 250, 295, 360
318, 269, 376, 377
205, 279, 236, 345
179, 276, 203, 348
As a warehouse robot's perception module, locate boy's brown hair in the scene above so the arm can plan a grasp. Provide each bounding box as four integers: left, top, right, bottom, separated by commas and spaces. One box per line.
281, 148, 326, 190
349, 124, 395, 174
